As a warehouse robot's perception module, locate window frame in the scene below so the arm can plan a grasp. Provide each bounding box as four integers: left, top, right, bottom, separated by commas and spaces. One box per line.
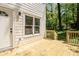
23, 13, 41, 37
25, 15, 33, 35
34, 18, 40, 34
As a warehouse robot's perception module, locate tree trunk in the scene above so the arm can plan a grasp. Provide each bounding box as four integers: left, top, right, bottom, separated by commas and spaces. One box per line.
57, 3, 62, 31
76, 3, 79, 30
65, 4, 68, 30
72, 4, 75, 22
50, 4, 53, 20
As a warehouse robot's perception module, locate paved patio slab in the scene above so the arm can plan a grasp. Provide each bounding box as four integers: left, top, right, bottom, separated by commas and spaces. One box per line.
16, 39, 79, 56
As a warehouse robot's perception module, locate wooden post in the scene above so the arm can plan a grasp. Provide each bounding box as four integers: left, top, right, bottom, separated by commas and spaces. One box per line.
54, 30, 57, 40
66, 31, 69, 43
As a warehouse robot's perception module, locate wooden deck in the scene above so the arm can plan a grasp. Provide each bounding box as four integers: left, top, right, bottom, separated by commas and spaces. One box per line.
16, 39, 79, 56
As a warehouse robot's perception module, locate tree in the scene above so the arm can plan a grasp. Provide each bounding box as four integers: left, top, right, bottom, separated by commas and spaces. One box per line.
57, 3, 62, 31
72, 4, 75, 21
46, 3, 77, 30
61, 3, 77, 30
76, 3, 79, 30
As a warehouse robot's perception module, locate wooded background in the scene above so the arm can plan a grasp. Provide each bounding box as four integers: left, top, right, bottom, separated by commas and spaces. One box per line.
46, 3, 79, 31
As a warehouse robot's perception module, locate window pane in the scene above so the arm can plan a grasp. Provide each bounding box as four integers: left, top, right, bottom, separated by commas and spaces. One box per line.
0, 11, 8, 16
34, 26, 39, 34
25, 15, 33, 25
25, 26, 32, 35
35, 18, 40, 25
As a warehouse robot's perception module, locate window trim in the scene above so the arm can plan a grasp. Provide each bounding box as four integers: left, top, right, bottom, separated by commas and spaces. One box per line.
23, 13, 41, 37
34, 18, 40, 34
25, 15, 33, 35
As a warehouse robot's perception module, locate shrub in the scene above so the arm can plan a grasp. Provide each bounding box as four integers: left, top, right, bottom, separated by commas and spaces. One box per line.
71, 38, 79, 45
57, 31, 66, 41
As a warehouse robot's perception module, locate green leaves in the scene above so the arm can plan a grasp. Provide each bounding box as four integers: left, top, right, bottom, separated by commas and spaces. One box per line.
46, 3, 77, 30
46, 3, 58, 30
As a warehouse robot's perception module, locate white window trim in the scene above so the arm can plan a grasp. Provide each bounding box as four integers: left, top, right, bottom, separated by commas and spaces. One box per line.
33, 16, 35, 35
34, 33, 40, 36
34, 17, 40, 34
23, 13, 41, 37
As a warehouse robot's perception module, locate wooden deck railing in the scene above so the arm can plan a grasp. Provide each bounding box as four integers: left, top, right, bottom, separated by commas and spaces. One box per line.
46, 30, 57, 40
66, 31, 79, 46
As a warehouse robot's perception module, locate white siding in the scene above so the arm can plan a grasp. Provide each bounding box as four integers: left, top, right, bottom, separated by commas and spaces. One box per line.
0, 3, 46, 47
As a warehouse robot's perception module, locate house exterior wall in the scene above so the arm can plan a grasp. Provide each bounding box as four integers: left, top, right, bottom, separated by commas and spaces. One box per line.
0, 3, 46, 55
12, 3, 46, 47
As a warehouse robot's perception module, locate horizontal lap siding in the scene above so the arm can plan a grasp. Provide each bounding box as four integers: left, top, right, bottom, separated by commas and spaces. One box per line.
20, 3, 45, 17
14, 16, 23, 45
19, 4, 45, 46
0, 3, 46, 47
18, 3, 45, 45
7, 3, 44, 16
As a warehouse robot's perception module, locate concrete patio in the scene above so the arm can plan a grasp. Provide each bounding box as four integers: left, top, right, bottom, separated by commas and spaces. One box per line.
15, 39, 79, 56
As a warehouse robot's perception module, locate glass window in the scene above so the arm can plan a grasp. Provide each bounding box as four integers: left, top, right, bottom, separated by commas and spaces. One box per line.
25, 26, 32, 35
35, 18, 40, 25
25, 15, 33, 35
25, 15, 40, 35
34, 18, 40, 34
0, 11, 8, 16
25, 15, 33, 25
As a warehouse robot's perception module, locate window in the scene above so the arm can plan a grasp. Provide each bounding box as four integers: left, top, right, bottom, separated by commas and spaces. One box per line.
25, 15, 33, 35
0, 11, 8, 16
25, 15, 40, 35
34, 18, 40, 34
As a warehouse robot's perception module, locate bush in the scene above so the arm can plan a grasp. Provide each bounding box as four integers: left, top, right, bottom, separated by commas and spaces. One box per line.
71, 38, 79, 45
57, 31, 66, 41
